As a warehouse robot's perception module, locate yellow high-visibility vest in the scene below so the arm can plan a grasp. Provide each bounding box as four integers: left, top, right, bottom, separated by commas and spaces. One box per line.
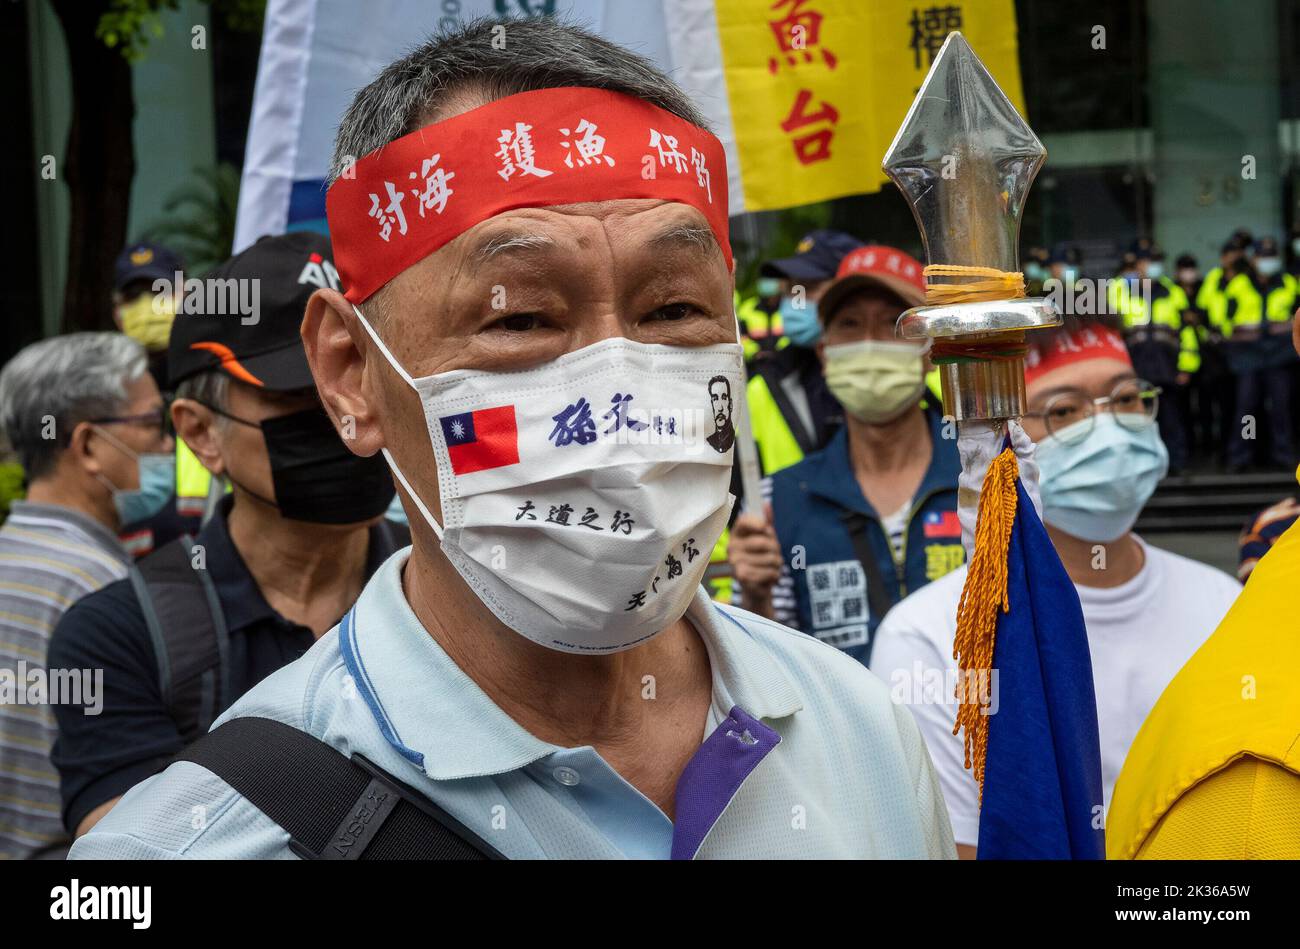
1221, 272, 1265, 337
1196, 267, 1228, 332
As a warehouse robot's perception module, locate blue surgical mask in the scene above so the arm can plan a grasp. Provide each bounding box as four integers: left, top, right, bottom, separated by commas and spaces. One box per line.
1145, 262, 1164, 280
1256, 256, 1282, 277
384, 490, 408, 525
1061, 267, 1079, 285
111, 453, 175, 525
1024, 262, 1047, 282
1035, 414, 1169, 542
755, 277, 781, 298
92, 425, 175, 525
779, 296, 821, 347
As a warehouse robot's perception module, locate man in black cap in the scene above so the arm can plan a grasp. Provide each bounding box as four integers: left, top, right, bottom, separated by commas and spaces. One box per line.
48, 233, 405, 838
112, 241, 186, 392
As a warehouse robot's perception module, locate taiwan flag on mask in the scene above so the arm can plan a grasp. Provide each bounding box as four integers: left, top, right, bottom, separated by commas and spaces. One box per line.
439, 406, 520, 475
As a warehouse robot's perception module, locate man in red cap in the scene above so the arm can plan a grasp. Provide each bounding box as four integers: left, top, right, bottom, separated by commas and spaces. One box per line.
728, 245, 963, 666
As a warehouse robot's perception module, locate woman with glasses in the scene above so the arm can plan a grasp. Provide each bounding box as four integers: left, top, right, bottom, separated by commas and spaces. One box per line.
870, 320, 1242, 858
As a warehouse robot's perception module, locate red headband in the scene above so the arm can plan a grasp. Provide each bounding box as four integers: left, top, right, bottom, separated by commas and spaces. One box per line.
326, 87, 731, 302
1024, 325, 1132, 385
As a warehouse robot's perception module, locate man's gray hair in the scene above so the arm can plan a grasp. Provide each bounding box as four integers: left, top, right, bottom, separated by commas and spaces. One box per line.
0, 332, 148, 480
329, 16, 709, 185
174, 370, 229, 417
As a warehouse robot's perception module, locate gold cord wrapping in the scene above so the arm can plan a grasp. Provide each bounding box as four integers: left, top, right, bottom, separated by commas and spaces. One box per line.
923, 264, 1025, 306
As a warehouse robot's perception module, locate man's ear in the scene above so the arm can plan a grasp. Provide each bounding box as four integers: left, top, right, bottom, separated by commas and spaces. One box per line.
66, 421, 104, 478
302, 288, 386, 457
171, 399, 226, 477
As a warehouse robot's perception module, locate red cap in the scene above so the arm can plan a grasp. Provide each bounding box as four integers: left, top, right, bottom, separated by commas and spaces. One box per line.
819, 245, 926, 322
1024, 325, 1132, 385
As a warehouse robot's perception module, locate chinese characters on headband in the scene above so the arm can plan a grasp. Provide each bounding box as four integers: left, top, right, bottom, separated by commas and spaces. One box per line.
364, 118, 714, 244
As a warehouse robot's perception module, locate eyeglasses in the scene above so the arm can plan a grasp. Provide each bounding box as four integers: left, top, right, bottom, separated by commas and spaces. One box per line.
90, 407, 171, 436
1024, 378, 1161, 445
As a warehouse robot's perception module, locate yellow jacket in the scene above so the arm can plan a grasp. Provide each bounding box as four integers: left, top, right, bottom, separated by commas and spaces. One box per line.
1107, 470, 1300, 859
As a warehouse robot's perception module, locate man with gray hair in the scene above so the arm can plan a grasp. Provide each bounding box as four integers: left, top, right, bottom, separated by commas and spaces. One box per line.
0, 332, 170, 858
72, 18, 954, 860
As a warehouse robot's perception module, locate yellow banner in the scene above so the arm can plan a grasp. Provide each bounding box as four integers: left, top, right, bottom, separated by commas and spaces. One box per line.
715, 0, 1025, 211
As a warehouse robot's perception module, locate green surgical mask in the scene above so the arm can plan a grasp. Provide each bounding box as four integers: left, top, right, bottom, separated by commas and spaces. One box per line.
824, 340, 926, 424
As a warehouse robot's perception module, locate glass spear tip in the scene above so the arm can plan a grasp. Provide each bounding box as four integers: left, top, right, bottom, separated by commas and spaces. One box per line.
882, 31, 1045, 272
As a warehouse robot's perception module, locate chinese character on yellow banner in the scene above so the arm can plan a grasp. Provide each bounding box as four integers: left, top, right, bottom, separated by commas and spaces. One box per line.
714, 0, 1025, 211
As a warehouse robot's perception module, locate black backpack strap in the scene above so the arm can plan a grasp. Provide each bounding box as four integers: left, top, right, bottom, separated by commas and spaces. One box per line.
174, 716, 504, 860
129, 534, 230, 743
839, 510, 897, 625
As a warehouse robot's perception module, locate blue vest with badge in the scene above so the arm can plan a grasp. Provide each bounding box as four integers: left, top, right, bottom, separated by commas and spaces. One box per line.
769, 409, 963, 666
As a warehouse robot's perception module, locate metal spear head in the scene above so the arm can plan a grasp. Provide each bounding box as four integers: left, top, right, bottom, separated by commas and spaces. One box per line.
882, 31, 1045, 274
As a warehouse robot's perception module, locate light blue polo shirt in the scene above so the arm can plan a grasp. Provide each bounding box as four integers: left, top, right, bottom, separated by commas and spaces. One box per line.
70, 550, 955, 860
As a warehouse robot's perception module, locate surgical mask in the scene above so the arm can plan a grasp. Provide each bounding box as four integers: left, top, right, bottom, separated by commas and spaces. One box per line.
92, 426, 174, 524
755, 277, 781, 298
1024, 262, 1047, 282
210, 404, 396, 525
1256, 256, 1282, 277
384, 491, 408, 525
779, 296, 821, 346
1177, 268, 1198, 284
119, 293, 176, 352
1145, 262, 1164, 280
1035, 414, 1169, 543
823, 339, 926, 424
1061, 267, 1078, 285
354, 305, 740, 654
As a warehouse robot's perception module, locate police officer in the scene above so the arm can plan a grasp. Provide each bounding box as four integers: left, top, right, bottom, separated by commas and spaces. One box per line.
1115, 245, 1192, 473
1223, 239, 1296, 470
735, 276, 786, 361
48, 233, 405, 838
727, 246, 962, 665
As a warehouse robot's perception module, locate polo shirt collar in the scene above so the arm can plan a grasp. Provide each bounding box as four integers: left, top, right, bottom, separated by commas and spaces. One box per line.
345, 553, 804, 782
8, 500, 130, 564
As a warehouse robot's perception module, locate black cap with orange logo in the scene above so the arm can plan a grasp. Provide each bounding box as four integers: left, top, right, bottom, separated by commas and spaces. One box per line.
168, 232, 341, 391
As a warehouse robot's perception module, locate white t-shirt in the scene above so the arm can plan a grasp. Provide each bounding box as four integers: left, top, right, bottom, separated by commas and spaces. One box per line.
868, 536, 1242, 846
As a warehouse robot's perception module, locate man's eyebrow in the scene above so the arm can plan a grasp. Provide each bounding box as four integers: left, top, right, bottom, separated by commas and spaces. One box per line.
649, 223, 719, 254
472, 232, 557, 262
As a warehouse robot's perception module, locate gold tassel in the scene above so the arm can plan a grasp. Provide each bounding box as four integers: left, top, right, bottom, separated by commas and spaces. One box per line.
952, 445, 1019, 801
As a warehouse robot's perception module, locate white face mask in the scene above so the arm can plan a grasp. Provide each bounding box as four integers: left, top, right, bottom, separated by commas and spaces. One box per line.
354, 305, 741, 654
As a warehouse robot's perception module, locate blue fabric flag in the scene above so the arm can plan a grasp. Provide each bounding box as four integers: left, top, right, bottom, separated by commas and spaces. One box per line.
977, 479, 1105, 859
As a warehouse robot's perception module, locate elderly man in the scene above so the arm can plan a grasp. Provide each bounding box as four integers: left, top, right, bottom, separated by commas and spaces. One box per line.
869, 319, 1241, 857
0, 333, 170, 858
70, 19, 953, 860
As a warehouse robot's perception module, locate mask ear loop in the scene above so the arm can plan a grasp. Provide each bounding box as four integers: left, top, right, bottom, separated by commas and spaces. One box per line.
352, 303, 445, 541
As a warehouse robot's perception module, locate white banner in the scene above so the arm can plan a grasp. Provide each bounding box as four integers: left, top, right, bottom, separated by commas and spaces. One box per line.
232, 0, 733, 251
